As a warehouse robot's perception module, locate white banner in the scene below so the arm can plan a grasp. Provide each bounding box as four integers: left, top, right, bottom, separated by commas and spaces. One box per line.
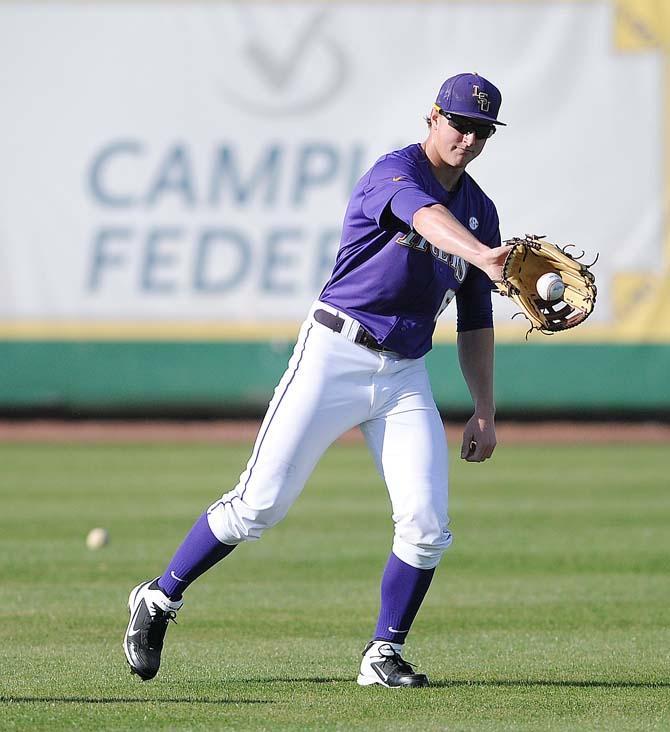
0, 2, 664, 338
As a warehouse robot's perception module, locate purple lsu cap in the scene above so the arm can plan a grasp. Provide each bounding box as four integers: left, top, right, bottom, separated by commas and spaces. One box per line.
435, 72, 506, 126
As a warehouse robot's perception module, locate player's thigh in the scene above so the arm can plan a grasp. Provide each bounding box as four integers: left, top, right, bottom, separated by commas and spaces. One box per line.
361, 358, 449, 544
208, 325, 374, 541
233, 322, 372, 503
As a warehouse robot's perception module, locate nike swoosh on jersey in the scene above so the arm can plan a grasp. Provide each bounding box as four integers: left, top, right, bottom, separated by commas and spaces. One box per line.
392, 176, 404, 182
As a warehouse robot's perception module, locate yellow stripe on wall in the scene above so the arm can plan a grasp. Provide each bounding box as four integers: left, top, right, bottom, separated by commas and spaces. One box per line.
1, 319, 669, 344
0, 321, 303, 342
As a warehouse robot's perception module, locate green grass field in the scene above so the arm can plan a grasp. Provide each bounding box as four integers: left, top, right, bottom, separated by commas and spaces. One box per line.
1, 441, 669, 731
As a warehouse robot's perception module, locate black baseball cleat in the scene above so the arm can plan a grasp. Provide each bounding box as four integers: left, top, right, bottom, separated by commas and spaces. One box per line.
123, 578, 183, 680
357, 640, 429, 688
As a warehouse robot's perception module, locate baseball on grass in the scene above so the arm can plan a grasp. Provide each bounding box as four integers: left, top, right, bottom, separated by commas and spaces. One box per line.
536, 272, 565, 301
86, 527, 109, 550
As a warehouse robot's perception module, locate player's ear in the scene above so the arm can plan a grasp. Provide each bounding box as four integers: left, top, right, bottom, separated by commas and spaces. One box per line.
430, 106, 440, 129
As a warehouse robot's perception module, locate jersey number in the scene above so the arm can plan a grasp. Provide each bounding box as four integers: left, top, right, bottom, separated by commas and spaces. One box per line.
434, 289, 456, 322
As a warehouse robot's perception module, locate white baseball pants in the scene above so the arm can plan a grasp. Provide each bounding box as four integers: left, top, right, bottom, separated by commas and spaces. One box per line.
207, 302, 452, 569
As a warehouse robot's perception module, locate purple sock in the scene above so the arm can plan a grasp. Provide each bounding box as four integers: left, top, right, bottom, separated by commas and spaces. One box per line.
373, 553, 436, 644
157, 512, 236, 600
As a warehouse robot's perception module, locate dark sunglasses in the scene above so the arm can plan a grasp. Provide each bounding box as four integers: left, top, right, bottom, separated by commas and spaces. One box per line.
436, 108, 496, 140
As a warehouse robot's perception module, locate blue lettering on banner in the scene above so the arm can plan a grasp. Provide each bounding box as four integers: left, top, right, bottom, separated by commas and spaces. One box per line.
89, 140, 143, 207
88, 227, 132, 289
87, 140, 372, 209
87, 226, 344, 296
194, 228, 251, 293
293, 144, 339, 205
262, 229, 302, 294
141, 228, 182, 292
209, 145, 281, 207
84, 138, 385, 301
145, 145, 196, 208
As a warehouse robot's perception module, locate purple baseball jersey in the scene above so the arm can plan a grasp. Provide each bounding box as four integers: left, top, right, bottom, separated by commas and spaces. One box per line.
319, 143, 501, 359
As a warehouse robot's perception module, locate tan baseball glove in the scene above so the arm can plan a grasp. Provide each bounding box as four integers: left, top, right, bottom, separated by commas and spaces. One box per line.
495, 235, 597, 335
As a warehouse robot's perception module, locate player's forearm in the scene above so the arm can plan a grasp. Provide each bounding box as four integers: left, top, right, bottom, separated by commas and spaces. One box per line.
457, 327, 495, 415
413, 205, 511, 283
413, 205, 492, 268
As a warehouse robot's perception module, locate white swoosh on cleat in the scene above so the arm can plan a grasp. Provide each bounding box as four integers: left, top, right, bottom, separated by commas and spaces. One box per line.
126, 612, 144, 637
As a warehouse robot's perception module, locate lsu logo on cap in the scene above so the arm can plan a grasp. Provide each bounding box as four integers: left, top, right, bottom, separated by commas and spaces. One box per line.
472, 85, 490, 113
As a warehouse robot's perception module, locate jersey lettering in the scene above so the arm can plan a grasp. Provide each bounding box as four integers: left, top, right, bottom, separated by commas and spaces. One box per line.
449, 255, 469, 282
396, 230, 428, 251
397, 230, 469, 282
429, 244, 449, 263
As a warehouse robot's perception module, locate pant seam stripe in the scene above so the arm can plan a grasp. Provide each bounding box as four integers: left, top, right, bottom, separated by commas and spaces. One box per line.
239, 323, 314, 501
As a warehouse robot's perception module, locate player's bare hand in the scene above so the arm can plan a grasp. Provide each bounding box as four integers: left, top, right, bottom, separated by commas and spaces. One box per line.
477, 244, 513, 283
460, 413, 497, 462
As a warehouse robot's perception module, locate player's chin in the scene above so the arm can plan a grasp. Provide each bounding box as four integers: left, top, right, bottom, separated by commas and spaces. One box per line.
449, 151, 473, 167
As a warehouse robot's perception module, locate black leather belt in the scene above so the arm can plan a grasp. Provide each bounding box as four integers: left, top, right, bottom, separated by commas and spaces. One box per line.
313, 308, 391, 352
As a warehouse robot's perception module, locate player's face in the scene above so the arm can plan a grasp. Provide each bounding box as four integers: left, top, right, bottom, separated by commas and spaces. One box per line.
432, 109, 492, 168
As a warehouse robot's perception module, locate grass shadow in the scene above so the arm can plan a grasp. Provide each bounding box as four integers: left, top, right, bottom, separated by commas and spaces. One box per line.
4, 679, 668, 704
0, 696, 271, 705
428, 679, 670, 690
231, 677, 669, 690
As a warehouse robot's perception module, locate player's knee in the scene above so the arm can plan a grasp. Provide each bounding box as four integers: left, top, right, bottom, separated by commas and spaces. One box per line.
392, 503, 452, 569
206, 459, 298, 543
207, 495, 290, 543
392, 529, 452, 569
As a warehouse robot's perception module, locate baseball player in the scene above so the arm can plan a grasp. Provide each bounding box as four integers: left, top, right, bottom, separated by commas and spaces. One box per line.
124, 72, 509, 688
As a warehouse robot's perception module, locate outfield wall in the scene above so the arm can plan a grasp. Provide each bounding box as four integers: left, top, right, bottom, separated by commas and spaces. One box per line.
2, 342, 669, 415
1, 0, 669, 414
